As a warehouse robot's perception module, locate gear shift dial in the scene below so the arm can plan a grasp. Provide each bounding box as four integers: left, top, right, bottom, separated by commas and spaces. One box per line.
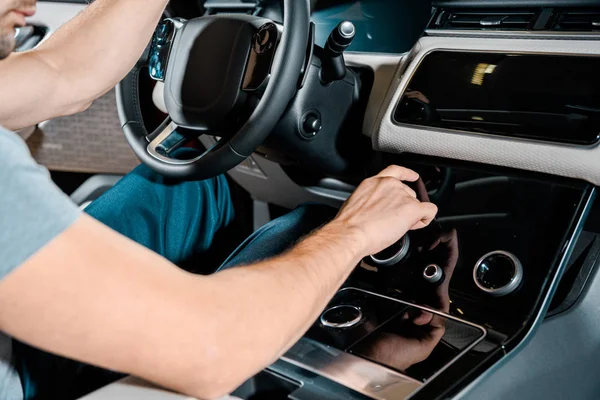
370, 235, 411, 267
321, 21, 356, 84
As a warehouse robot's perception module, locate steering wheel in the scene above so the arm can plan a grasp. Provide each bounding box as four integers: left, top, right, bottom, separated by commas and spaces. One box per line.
116, 0, 310, 180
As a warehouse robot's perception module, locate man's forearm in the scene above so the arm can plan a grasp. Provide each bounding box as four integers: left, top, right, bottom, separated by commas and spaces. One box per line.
36, 0, 168, 106
0, 0, 168, 129
194, 221, 364, 395
0, 215, 364, 399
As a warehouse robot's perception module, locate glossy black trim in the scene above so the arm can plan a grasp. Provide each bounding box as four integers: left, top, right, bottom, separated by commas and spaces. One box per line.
393, 50, 600, 146
334, 152, 595, 399
412, 185, 595, 400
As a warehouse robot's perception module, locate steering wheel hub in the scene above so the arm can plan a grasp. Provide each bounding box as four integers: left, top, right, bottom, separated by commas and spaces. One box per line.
164, 17, 257, 129
116, 0, 310, 181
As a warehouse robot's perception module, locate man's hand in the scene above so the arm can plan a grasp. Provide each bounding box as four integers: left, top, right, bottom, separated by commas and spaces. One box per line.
329, 165, 438, 256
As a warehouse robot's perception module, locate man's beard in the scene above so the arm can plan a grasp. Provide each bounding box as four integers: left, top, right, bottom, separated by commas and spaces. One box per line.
0, 30, 15, 59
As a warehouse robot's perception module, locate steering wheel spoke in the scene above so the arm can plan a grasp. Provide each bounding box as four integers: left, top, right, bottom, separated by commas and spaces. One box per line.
147, 122, 195, 164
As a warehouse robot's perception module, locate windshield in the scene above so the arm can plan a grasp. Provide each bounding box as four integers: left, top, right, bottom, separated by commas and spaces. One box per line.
312, 0, 432, 53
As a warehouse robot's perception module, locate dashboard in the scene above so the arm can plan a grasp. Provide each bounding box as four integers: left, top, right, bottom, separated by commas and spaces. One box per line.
369, 35, 600, 186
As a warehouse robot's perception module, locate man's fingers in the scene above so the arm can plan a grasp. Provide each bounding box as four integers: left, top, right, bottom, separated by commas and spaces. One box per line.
402, 184, 417, 199
410, 202, 438, 231
376, 165, 419, 182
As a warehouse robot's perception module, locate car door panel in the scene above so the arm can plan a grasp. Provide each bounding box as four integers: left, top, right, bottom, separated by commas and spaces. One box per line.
22, 1, 139, 174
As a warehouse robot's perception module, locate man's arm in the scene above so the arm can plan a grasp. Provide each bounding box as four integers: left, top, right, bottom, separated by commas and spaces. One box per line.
0, 0, 168, 130
0, 166, 436, 399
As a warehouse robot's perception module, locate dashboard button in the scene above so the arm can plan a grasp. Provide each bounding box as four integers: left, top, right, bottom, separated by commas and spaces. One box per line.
474, 251, 522, 296
320, 305, 363, 329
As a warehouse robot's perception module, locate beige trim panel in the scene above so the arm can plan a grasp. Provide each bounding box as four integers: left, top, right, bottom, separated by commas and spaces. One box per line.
345, 52, 404, 136
371, 36, 600, 185
23, 2, 139, 174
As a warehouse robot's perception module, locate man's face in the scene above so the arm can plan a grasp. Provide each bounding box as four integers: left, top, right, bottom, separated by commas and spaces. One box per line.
0, 0, 36, 59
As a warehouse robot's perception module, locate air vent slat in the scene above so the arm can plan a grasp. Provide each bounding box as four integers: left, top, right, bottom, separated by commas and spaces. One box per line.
431, 8, 538, 31
552, 9, 600, 31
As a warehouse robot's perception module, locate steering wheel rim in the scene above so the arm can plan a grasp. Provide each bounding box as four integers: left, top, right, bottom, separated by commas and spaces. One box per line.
116, 0, 310, 181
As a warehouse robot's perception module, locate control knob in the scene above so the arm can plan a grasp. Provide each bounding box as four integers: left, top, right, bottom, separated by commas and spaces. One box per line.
369, 235, 410, 267
473, 251, 523, 296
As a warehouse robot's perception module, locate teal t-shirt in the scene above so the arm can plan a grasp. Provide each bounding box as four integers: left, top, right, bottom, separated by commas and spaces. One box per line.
0, 127, 81, 398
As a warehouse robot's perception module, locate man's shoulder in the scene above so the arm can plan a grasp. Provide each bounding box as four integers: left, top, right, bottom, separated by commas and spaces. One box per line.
0, 126, 49, 181
0, 126, 34, 161
0, 125, 81, 281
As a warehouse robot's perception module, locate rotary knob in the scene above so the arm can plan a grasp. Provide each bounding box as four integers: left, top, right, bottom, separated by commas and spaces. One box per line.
423, 264, 444, 284
473, 251, 523, 296
370, 235, 410, 267
320, 305, 363, 329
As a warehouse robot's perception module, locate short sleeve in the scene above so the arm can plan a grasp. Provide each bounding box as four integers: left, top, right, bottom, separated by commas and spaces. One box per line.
0, 128, 81, 280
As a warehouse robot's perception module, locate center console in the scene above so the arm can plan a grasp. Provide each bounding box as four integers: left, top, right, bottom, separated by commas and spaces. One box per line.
232, 159, 593, 400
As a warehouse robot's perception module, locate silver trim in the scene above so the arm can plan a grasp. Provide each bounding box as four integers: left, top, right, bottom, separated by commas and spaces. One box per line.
282, 287, 487, 400
455, 188, 596, 398
391, 48, 600, 150
147, 122, 219, 165
340, 288, 487, 390
425, 29, 600, 40
282, 338, 423, 400
340, 21, 356, 38
473, 251, 523, 297
370, 235, 410, 266
320, 305, 363, 329
423, 264, 443, 284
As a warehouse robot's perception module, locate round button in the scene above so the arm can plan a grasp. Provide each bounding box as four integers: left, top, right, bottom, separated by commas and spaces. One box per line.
339, 21, 356, 38
423, 264, 443, 284
473, 251, 523, 296
254, 23, 277, 54
303, 115, 322, 134
370, 235, 410, 266
320, 305, 363, 329
299, 111, 323, 139
259, 30, 270, 46
149, 54, 164, 80
155, 22, 172, 45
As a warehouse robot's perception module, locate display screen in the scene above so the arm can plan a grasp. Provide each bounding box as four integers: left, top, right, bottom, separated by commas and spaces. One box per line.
394, 51, 600, 145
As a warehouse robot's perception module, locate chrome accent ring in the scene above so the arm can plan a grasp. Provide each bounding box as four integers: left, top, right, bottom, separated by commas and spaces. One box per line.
423, 264, 443, 283
473, 250, 523, 297
320, 305, 363, 329
370, 235, 410, 266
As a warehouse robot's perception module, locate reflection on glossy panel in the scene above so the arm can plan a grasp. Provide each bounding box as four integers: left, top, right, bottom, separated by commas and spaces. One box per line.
352, 158, 588, 341
350, 310, 484, 381
394, 51, 600, 145
306, 288, 485, 387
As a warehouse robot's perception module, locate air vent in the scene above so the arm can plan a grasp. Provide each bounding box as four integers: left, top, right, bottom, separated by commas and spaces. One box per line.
204, 0, 258, 15
430, 8, 538, 31
552, 9, 600, 31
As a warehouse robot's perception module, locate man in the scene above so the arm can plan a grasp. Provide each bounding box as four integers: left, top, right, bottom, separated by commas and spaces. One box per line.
0, 0, 438, 399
